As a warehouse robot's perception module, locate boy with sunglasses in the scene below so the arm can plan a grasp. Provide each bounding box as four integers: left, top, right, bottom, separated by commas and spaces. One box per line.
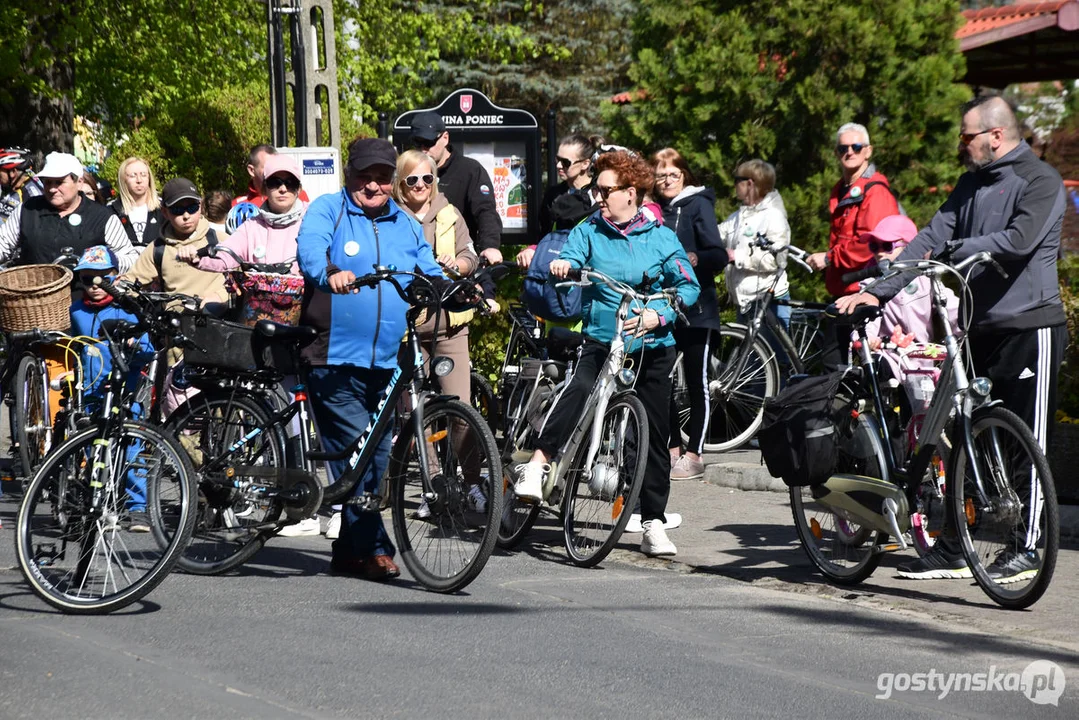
70, 246, 155, 531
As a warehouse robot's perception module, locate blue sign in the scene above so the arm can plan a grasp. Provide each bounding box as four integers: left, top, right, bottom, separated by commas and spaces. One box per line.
303, 158, 335, 175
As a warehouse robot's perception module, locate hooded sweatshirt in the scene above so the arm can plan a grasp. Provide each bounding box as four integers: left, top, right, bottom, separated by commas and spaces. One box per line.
123, 216, 228, 303
720, 189, 791, 312
870, 141, 1066, 334
195, 200, 306, 274
659, 186, 728, 331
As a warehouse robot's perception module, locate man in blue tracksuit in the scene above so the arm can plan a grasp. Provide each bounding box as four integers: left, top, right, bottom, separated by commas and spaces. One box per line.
838, 95, 1068, 583
297, 138, 444, 582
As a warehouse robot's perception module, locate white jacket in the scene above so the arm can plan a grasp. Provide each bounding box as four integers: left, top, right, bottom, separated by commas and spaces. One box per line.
719, 190, 791, 311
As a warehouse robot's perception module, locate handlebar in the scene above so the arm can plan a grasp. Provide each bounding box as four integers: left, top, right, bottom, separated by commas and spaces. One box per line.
554, 267, 687, 325
8, 328, 67, 345
750, 234, 813, 274
198, 244, 295, 275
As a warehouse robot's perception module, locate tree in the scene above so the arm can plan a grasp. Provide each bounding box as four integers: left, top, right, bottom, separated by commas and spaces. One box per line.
603, 0, 971, 254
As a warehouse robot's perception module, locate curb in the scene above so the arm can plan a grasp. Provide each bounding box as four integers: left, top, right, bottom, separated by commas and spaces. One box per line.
700, 449, 1079, 537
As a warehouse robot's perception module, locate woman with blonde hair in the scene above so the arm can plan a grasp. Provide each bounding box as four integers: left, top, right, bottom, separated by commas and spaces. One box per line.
109, 156, 164, 247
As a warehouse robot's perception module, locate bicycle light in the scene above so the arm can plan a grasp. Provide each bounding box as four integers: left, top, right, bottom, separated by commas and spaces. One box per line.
616, 368, 636, 387
970, 377, 993, 398
432, 356, 455, 378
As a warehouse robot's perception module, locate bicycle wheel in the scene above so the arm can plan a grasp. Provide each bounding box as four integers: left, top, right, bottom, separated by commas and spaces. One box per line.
165, 391, 287, 575
470, 370, 499, 434
949, 406, 1058, 610
389, 398, 502, 592
790, 397, 887, 585
681, 325, 780, 452
497, 469, 542, 549
15, 422, 196, 614
562, 394, 647, 567
788, 309, 827, 375
15, 353, 51, 476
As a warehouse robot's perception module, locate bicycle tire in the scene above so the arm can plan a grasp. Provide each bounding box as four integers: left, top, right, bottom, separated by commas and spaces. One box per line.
164, 390, 288, 575
389, 398, 502, 592
15, 421, 197, 614
15, 353, 51, 477
676, 325, 780, 453
949, 406, 1058, 610
470, 370, 499, 434
496, 470, 542, 549
790, 394, 887, 585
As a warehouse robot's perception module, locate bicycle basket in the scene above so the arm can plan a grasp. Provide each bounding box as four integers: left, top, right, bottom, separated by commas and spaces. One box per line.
0, 264, 73, 332
179, 315, 292, 373
236, 271, 305, 327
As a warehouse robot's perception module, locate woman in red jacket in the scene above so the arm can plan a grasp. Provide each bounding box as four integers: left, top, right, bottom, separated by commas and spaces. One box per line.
807, 122, 900, 297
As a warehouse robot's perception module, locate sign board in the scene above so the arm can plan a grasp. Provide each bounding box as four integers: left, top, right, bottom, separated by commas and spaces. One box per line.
277, 146, 341, 202
394, 89, 542, 244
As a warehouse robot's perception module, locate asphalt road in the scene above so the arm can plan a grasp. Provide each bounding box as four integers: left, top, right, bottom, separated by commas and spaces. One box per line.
0, 499, 1076, 720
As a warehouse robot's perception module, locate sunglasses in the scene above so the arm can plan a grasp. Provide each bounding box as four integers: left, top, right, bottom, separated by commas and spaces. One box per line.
167, 201, 201, 216
80, 273, 116, 286
556, 156, 583, 170
595, 184, 629, 200
404, 173, 435, 188
868, 240, 902, 253
836, 143, 868, 155
265, 176, 300, 192
958, 128, 995, 146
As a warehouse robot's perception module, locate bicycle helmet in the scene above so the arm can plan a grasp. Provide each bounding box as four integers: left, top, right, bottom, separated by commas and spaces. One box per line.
226, 201, 260, 234
0, 147, 33, 172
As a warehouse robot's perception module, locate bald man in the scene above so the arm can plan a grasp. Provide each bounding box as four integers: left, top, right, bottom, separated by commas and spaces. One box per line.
838, 94, 1067, 581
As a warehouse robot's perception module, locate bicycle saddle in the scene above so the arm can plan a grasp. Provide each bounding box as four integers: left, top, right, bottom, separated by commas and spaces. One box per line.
253, 319, 318, 345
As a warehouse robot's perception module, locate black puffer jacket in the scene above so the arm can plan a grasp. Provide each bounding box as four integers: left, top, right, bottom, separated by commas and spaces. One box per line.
659, 186, 728, 331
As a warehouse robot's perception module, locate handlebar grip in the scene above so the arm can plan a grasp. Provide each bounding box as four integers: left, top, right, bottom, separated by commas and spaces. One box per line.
841, 265, 882, 284
94, 276, 124, 299
350, 273, 381, 289
9, 329, 45, 344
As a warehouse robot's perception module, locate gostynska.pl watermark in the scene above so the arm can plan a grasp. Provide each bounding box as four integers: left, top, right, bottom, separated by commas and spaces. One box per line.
876, 660, 1065, 705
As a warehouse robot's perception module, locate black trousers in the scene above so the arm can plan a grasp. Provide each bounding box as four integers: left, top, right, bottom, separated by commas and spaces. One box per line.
668, 327, 713, 455
537, 341, 677, 523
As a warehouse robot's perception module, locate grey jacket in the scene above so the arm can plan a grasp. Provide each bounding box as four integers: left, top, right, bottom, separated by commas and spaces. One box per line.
871, 142, 1066, 334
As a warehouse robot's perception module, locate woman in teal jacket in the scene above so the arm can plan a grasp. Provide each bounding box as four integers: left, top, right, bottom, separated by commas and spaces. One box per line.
513, 150, 700, 558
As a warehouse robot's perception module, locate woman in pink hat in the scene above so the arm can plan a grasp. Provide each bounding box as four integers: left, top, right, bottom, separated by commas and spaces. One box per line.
177, 154, 306, 272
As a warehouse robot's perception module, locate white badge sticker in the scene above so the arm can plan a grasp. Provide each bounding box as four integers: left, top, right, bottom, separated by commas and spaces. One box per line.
253, 246, 266, 259
344, 241, 360, 257
68, 214, 82, 227
850, 185, 862, 198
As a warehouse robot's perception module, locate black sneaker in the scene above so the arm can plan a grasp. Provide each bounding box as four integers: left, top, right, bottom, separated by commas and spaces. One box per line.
987, 549, 1039, 584
126, 511, 151, 533
897, 545, 972, 580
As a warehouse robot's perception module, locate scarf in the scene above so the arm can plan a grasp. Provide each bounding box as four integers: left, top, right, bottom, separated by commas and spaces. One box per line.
82, 294, 114, 309
259, 198, 305, 228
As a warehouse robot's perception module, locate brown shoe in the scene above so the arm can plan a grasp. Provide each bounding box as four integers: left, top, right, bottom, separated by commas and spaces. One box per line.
331, 554, 400, 581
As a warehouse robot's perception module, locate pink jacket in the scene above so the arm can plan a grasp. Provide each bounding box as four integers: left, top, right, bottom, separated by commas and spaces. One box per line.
862, 275, 959, 380
196, 204, 305, 274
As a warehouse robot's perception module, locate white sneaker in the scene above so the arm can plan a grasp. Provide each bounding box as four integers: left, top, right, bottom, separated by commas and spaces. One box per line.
467, 485, 487, 513
623, 512, 682, 534
324, 511, 341, 539
641, 519, 677, 557
513, 462, 547, 503
278, 516, 320, 537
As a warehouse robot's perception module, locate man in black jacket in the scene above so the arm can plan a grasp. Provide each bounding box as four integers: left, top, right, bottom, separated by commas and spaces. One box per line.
837, 94, 1067, 582
410, 112, 504, 264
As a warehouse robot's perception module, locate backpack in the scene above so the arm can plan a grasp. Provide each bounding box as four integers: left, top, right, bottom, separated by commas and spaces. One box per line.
522, 228, 581, 321
758, 371, 845, 487
153, 229, 219, 275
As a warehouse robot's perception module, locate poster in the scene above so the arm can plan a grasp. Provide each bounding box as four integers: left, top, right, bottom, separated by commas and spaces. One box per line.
462, 141, 528, 232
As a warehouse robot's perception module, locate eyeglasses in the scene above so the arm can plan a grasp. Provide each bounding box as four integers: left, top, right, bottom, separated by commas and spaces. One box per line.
958, 128, 996, 146
167, 201, 201, 216
404, 173, 435, 188
79, 273, 116, 286
836, 143, 868, 156
868, 240, 901, 253
654, 171, 683, 183
595, 184, 629, 200
265, 176, 300, 192
556, 156, 584, 170
733, 175, 751, 184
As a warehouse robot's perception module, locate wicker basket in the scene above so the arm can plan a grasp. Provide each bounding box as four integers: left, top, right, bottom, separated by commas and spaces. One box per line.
0, 264, 73, 332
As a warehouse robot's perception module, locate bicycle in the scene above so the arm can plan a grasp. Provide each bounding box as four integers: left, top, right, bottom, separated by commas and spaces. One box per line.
163, 265, 503, 592
671, 240, 826, 452
498, 267, 686, 566
15, 312, 198, 613
789, 251, 1058, 609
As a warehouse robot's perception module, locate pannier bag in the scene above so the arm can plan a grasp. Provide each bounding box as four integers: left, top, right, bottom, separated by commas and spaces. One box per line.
179, 315, 293, 373
758, 371, 846, 487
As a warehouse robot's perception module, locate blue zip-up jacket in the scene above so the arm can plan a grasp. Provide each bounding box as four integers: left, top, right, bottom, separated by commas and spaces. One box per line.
70, 300, 154, 406
297, 191, 443, 368
557, 211, 700, 352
